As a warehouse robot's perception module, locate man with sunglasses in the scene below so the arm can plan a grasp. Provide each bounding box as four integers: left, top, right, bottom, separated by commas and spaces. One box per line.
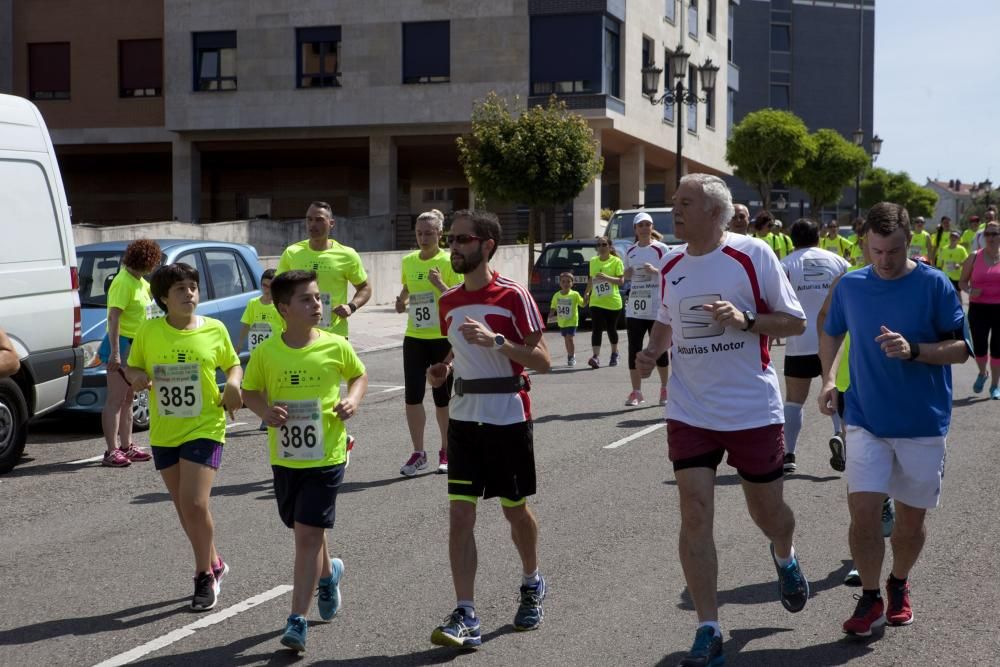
426, 210, 551, 649
729, 204, 750, 235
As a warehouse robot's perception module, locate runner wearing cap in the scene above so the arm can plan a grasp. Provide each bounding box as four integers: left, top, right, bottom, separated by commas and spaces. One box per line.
623, 212, 670, 406
936, 229, 968, 293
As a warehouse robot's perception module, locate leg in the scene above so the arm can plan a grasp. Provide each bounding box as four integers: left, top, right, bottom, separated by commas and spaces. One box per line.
405, 403, 427, 453
402, 337, 429, 453
606, 309, 620, 352
449, 500, 478, 603
290, 523, 327, 616
116, 385, 135, 449
176, 458, 219, 573
160, 464, 193, 544
674, 467, 719, 623
626, 318, 645, 391
590, 307, 606, 356
968, 303, 990, 382
848, 492, 886, 590
101, 370, 130, 453
502, 502, 539, 575
782, 375, 812, 456
888, 501, 927, 580
741, 477, 796, 559
989, 308, 1000, 391
435, 406, 450, 453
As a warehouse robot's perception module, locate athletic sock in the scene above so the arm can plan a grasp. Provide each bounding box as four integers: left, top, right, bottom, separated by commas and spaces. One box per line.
862, 588, 882, 601
697, 621, 722, 638
457, 600, 476, 618
783, 402, 803, 455
775, 545, 795, 568
888, 573, 907, 586
831, 412, 843, 435
522, 570, 540, 587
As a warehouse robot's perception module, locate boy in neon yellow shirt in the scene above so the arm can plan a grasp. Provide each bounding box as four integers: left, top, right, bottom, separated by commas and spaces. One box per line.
126, 262, 243, 612
242, 269, 368, 653
549, 272, 584, 366
236, 269, 285, 355
936, 230, 969, 291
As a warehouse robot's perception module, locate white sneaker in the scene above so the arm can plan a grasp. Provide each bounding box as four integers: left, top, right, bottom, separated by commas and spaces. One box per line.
400, 451, 429, 477
625, 390, 644, 407
567, 356, 576, 367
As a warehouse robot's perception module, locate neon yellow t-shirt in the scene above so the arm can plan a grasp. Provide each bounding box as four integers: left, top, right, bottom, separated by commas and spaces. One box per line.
909, 230, 932, 258
758, 232, 786, 258
106, 270, 153, 338
276, 240, 368, 337
588, 255, 624, 310
240, 297, 285, 352
960, 226, 982, 252
848, 242, 865, 267
127, 317, 240, 447
550, 290, 584, 328
820, 236, 854, 258
400, 249, 460, 339
937, 245, 969, 280
242, 330, 366, 468
834, 263, 867, 392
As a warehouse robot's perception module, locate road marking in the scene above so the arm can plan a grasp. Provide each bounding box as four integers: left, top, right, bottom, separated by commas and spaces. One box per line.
225, 422, 247, 429
603, 422, 665, 450
373, 385, 404, 394
68, 454, 105, 465
91, 584, 293, 667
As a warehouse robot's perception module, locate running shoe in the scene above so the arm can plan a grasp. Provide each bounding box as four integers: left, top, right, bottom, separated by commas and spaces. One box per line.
828, 434, 846, 472
587, 355, 600, 369
119, 443, 151, 462
608, 352, 620, 367
191, 571, 218, 611
567, 355, 576, 367
281, 614, 308, 652
625, 390, 644, 407
842, 593, 886, 637
258, 420, 267, 431
430, 607, 482, 648
437, 449, 448, 474
659, 385, 668, 406
782, 453, 797, 474
346, 435, 355, 468
991, 387, 1000, 400
400, 451, 427, 477
844, 569, 862, 586
769, 544, 809, 613
102, 449, 131, 468
212, 556, 229, 591
679, 625, 724, 667
513, 575, 547, 631
881, 498, 895, 538
316, 557, 343, 620
974, 373, 988, 393
885, 577, 913, 626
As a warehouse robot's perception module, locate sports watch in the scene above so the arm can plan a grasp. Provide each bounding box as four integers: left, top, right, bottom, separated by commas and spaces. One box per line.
493, 333, 506, 349
742, 310, 757, 332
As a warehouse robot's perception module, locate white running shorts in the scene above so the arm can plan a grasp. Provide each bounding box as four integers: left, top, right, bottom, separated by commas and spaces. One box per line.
845, 425, 947, 509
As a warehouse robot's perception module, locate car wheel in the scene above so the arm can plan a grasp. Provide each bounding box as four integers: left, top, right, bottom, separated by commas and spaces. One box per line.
0, 379, 29, 474
131, 389, 150, 432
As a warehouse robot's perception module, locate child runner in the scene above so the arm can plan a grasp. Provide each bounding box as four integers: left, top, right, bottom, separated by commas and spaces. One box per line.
242, 270, 368, 653
549, 272, 584, 366
125, 263, 242, 611
236, 269, 283, 356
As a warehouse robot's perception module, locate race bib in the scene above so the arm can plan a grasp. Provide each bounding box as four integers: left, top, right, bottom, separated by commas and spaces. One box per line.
945, 262, 959, 273
628, 285, 656, 318
908, 245, 923, 258
247, 322, 272, 352
556, 298, 573, 321
276, 399, 324, 461
594, 280, 613, 297
319, 292, 333, 328
145, 302, 164, 320
153, 363, 202, 418
408, 291, 438, 330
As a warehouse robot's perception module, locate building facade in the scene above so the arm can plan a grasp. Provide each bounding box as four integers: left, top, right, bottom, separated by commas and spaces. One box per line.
927, 179, 980, 227
728, 0, 875, 222
1, 0, 733, 248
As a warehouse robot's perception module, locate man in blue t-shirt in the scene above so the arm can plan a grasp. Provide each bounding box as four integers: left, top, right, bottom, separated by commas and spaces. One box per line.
818, 202, 970, 639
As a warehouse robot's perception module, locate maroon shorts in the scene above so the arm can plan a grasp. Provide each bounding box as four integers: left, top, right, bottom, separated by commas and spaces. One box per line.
667, 419, 785, 483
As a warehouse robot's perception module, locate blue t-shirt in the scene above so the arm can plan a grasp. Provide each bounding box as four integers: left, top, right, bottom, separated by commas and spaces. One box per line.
823, 262, 965, 437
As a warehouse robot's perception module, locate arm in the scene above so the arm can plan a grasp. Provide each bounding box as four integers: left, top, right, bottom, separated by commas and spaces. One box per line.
242, 388, 289, 427
0, 329, 20, 377
958, 253, 977, 294
817, 331, 846, 416
235, 323, 250, 355
218, 364, 243, 418
427, 350, 455, 388
106, 307, 124, 371
457, 316, 551, 373
334, 371, 369, 421
635, 321, 673, 378
594, 271, 626, 286
395, 285, 409, 314
874, 325, 969, 366
702, 302, 806, 338
333, 280, 372, 318
123, 365, 151, 392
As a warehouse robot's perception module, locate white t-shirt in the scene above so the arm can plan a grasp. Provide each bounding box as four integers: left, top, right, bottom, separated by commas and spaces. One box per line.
657, 233, 806, 431
624, 241, 670, 319
781, 247, 850, 357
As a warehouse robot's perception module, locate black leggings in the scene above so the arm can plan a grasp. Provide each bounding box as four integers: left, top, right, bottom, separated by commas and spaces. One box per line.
968, 302, 1000, 360
626, 318, 669, 369
403, 336, 453, 406
590, 306, 621, 347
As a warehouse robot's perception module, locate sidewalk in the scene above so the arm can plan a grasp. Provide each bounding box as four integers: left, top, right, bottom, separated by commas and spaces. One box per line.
347, 305, 407, 354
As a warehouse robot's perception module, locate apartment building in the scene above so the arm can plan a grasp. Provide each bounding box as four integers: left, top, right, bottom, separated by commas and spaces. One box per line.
1, 0, 733, 247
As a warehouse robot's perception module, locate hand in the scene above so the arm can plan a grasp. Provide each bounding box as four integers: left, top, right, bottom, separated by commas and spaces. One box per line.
969, 287, 983, 298
595, 272, 609, 281
394, 296, 406, 314
458, 316, 494, 348
333, 397, 358, 421
702, 301, 747, 330
875, 325, 911, 359
263, 404, 289, 427
130, 370, 151, 393
642, 262, 658, 274
817, 382, 838, 416
427, 362, 451, 388
107, 352, 121, 373
428, 267, 447, 291
635, 349, 657, 378
219, 382, 242, 420
333, 303, 353, 318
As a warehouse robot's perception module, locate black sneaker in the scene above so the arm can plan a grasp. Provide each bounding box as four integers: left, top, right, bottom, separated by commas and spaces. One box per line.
191, 571, 218, 611
679, 625, 724, 666
783, 453, 797, 474
829, 435, 846, 472
770, 543, 809, 613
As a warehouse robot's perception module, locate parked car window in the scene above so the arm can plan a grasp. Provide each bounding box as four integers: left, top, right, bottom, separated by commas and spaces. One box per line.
606, 210, 679, 244
77, 251, 124, 307
538, 244, 598, 268
204, 250, 245, 299
176, 251, 208, 295
234, 251, 257, 292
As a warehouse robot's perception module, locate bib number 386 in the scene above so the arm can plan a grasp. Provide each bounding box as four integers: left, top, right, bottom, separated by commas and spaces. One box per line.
153, 363, 202, 418
277, 399, 325, 461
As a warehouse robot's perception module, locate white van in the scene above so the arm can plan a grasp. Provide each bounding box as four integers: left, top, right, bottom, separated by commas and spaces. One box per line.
0, 94, 83, 473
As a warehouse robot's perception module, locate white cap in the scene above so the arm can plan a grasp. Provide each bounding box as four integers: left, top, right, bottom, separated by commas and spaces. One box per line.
633, 212, 653, 225
774, 220, 783, 228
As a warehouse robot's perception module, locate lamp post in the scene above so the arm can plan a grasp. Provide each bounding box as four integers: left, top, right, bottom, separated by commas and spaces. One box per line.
984, 178, 993, 209
853, 130, 882, 219
642, 51, 720, 189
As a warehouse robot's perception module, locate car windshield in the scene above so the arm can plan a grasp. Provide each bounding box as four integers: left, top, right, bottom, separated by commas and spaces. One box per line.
537, 245, 598, 268
606, 211, 679, 244
77, 250, 125, 308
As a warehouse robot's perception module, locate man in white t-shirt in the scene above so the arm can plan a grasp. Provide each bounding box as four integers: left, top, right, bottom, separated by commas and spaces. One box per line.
636, 174, 808, 666
779, 219, 850, 474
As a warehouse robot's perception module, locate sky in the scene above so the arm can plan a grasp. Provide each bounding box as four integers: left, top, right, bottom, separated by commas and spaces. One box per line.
874, 0, 1000, 187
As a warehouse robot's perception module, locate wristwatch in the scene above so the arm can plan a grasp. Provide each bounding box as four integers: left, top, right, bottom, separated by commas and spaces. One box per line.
908, 342, 921, 361
742, 310, 757, 332
493, 333, 506, 349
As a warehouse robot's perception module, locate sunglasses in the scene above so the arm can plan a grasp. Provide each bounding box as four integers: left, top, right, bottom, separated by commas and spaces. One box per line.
446, 234, 482, 245
597, 243, 610, 247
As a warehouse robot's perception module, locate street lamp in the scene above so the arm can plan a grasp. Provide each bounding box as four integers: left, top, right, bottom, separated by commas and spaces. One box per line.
983, 178, 993, 208
642, 51, 720, 189
853, 131, 883, 219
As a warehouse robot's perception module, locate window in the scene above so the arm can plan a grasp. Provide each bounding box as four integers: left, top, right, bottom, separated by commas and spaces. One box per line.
205, 250, 247, 299
770, 83, 790, 109
687, 65, 698, 131
707, 0, 717, 36
296, 27, 341, 88
728, 4, 735, 61
665, 0, 677, 23
604, 18, 620, 98
689, 0, 699, 39
642, 36, 654, 69
193, 31, 237, 91
119, 39, 162, 97
663, 49, 674, 123
727, 88, 735, 132
28, 43, 70, 100
175, 252, 207, 295
402, 21, 450, 84
771, 24, 791, 52
705, 87, 715, 128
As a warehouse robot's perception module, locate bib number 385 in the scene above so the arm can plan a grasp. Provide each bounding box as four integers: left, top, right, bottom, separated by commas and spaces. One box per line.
153, 363, 202, 418
277, 399, 325, 461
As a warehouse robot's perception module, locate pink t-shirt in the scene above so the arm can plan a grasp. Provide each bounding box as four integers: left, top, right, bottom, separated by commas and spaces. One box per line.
970, 250, 1000, 304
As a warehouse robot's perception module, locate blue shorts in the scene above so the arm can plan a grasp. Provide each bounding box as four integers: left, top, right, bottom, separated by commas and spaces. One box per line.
152, 439, 224, 471
560, 326, 577, 337
98, 334, 132, 363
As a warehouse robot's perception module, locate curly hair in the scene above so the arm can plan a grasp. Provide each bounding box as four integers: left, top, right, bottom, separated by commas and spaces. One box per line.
122, 239, 162, 272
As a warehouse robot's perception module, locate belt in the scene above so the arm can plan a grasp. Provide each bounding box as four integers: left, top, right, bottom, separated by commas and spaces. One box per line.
453, 375, 529, 397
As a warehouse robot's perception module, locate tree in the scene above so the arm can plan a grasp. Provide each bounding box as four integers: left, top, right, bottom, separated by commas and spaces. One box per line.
726, 109, 814, 209
859, 168, 938, 219
790, 128, 870, 213
457, 93, 603, 270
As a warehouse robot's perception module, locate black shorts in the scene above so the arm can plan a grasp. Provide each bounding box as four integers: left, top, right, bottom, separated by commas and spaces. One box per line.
403, 336, 453, 407
272, 464, 345, 529
626, 317, 669, 370
784, 353, 822, 378
447, 419, 536, 504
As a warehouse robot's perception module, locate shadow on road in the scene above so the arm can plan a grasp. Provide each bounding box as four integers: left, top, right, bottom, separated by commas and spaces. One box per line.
663, 472, 839, 487
533, 406, 656, 424
0, 596, 189, 646
656, 627, 877, 666
131, 474, 419, 505
2, 458, 102, 478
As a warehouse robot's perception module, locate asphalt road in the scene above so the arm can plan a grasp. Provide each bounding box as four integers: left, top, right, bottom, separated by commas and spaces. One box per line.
2, 334, 998, 666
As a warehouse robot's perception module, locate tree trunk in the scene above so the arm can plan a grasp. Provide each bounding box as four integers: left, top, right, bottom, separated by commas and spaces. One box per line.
528, 208, 536, 279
